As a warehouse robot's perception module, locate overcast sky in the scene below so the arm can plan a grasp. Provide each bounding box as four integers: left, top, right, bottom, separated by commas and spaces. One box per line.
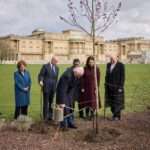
0, 0, 149, 40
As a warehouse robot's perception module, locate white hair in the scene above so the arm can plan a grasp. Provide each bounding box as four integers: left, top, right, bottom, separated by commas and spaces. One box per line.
73, 67, 84, 76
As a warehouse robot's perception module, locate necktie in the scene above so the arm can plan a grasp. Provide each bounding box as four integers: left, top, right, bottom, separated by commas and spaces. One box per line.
52, 65, 55, 74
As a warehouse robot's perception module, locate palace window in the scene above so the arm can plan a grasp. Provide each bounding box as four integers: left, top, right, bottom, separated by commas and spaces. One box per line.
22, 41, 26, 43
137, 43, 141, 50
48, 42, 52, 53
122, 46, 126, 55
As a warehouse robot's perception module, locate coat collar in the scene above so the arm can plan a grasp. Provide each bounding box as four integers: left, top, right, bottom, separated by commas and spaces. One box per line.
109, 61, 119, 73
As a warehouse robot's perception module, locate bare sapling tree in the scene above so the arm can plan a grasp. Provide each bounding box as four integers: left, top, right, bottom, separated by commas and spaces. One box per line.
60, 0, 122, 133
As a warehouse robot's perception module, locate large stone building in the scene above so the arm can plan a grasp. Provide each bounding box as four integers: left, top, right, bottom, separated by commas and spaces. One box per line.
0, 29, 150, 64
109, 37, 150, 63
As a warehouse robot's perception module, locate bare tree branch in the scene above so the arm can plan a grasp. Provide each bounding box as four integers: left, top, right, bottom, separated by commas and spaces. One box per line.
60, 0, 122, 35
60, 16, 90, 35
60, 0, 122, 134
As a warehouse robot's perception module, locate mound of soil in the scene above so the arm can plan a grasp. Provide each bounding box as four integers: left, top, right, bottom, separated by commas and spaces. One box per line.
0, 111, 150, 150
84, 127, 121, 143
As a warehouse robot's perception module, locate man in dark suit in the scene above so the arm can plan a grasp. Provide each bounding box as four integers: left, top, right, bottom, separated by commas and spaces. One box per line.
67, 59, 83, 122
38, 56, 59, 121
105, 52, 125, 121
67, 59, 81, 100
56, 67, 84, 129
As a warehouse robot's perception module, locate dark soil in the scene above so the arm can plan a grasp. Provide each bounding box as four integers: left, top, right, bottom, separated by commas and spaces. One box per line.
0, 111, 150, 150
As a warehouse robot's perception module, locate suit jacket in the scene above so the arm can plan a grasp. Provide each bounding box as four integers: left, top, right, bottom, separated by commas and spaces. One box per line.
14, 70, 31, 107
38, 63, 59, 93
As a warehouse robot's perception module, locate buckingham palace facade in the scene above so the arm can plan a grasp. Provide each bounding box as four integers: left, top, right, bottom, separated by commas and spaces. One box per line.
0, 29, 150, 64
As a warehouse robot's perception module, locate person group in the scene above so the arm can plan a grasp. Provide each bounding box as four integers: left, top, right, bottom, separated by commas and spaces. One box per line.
13, 52, 125, 130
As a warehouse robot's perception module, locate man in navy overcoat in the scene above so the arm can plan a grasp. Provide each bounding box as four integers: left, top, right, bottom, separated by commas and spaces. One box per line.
105, 52, 125, 121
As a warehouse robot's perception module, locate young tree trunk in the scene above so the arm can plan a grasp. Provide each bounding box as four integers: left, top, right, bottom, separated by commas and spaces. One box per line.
60, 0, 122, 135
92, 0, 99, 134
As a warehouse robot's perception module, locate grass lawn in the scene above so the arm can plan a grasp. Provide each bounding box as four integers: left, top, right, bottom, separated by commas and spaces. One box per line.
0, 64, 150, 120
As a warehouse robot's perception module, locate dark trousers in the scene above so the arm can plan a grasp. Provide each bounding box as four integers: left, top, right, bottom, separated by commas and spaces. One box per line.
78, 102, 83, 118
78, 101, 85, 118
111, 106, 121, 119
108, 89, 122, 119
86, 107, 94, 118
14, 105, 28, 119
60, 115, 74, 128
60, 107, 74, 128
43, 91, 54, 120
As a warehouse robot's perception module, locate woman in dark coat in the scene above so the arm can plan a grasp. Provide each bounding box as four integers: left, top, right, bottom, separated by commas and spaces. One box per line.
14, 60, 31, 119
105, 53, 125, 121
80, 56, 101, 119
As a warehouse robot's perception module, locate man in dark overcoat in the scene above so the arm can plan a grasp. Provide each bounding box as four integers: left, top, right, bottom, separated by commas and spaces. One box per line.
105, 52, 125, 120
68, 59, 81, 118
38, 56, 59, 121
71, 59, 81, 102
56, 67, 84, 129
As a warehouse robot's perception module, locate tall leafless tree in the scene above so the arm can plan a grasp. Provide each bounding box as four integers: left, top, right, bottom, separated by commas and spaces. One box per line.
0, 40, 17, 63
60, 0, 122, 133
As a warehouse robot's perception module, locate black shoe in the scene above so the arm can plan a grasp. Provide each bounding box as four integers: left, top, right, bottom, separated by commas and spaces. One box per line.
60, 127, 69, 132
68, 124, 78, 129
60, 125, 69, 131
79, 116, 86, 120
111, 116, 120, 121
48, 117, 53, 121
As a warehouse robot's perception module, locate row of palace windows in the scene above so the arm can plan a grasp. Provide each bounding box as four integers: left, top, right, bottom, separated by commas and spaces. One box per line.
21, 40, 41, 44
21, 46, 41, 49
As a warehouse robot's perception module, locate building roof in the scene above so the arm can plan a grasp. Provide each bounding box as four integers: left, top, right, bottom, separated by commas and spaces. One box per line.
109, 37, 145, 42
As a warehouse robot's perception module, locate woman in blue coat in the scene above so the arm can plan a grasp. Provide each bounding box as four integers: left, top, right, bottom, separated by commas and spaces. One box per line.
14, 60, 31, 119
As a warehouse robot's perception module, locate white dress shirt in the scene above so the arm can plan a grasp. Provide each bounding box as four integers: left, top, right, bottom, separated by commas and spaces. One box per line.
110, 63, 116, 72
